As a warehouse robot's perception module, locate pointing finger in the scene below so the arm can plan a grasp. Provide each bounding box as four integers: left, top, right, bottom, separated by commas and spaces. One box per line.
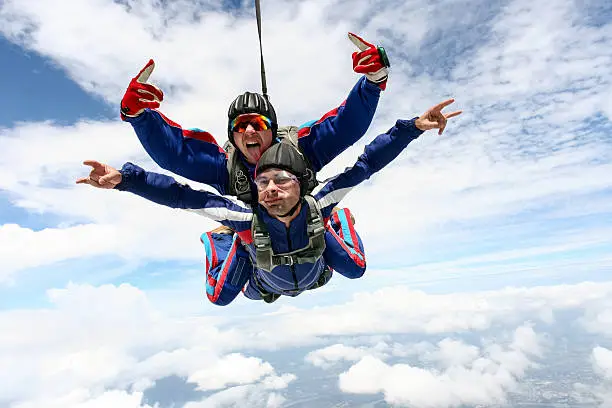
432, 98, 455, 113
76, 177, 101, 187
135, 59, 155, 83
348, 32, 374, 52
444, 110, 463, 119
82, 160, 104, 171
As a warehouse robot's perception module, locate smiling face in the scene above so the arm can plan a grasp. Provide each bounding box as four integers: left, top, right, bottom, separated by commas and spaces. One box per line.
231, 114, 274, 164
256, 168, 301, 218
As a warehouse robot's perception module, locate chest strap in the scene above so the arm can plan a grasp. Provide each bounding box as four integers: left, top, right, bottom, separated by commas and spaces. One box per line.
251, 195, 326, 273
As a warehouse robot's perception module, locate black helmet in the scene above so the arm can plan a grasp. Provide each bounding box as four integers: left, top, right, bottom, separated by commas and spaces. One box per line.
255, 143, 312, 195
227, 91, 277, 144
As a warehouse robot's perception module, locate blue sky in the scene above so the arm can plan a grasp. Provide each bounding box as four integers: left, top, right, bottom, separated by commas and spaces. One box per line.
1, 0, 612, 406
0, 36, 115, 126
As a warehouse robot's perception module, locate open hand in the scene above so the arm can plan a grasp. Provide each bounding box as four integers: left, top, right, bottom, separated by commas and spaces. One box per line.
76, 160, 122, 189
415, 99, 463, 135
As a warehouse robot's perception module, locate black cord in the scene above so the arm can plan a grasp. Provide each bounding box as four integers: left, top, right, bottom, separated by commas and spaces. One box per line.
254, 0, 269, 100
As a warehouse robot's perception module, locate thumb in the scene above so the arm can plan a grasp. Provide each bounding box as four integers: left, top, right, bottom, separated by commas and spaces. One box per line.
76, 177, 100, 187
135, 59, 155, 83
348, 32, 373, 52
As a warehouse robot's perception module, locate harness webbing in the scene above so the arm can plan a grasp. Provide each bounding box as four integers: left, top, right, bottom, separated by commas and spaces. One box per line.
254, 0, 268, 101
251, 195, 326, 273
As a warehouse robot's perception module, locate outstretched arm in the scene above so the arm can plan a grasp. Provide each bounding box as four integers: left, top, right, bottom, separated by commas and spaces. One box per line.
76, 160, 253, 233
314, 99, 462, 218
296, 33, 389, 171
120, 60, 230, 191
297, 76, 382, 171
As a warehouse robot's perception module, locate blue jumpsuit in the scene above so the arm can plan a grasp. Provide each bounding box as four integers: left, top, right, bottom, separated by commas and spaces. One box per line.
123, 76, 384, 300
123, 76, 383, 192
116, 119, 424, 305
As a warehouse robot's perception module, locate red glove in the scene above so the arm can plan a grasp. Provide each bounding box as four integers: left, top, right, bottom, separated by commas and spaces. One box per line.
348, 32, 390, 90
120, 59, 164, 120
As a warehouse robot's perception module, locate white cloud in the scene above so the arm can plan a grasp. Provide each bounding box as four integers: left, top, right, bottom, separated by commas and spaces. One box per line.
241, 282, 612, 347
0, 223, 118, 284
0, 281, 304, 408
305, 343, 388, 368
1, 280, 611, 406
11, 389, 153, 408
184, 382, 292, 408
422, 339, 480, 369
574, 347, 612, 407
183, 365, 296, 408
304, 340, 436, 369
188, 353, 275, 391
337, 325, 544, 407
579, 296, 612, 339
593, 347, 612, 381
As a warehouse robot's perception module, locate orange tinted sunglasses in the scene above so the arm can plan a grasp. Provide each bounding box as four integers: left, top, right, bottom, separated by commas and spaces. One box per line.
230, 114, 272, 133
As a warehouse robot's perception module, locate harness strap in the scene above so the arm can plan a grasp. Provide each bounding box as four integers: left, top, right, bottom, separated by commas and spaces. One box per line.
251, 195, 326, 273
251, 271, 281, 303
251, 264, 332, 303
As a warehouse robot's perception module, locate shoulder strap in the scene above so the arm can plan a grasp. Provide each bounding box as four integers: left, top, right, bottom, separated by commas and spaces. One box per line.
276, 125, 299, 147
225, 140, 255, 203
251, 195, 326, 273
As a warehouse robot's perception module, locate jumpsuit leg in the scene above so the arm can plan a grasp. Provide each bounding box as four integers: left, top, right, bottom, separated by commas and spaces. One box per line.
324, 207, 366, 279
200, 230, 254, 306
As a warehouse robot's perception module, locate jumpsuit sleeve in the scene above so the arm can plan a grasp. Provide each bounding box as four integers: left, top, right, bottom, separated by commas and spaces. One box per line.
124, 109, 229, 193
115, 162, 253, 233
115, 162, 259, 306
314, 118, 425, 219
297, 76, 381, 171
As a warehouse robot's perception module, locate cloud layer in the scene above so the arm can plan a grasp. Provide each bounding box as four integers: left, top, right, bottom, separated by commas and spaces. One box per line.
1, 280, 611, 407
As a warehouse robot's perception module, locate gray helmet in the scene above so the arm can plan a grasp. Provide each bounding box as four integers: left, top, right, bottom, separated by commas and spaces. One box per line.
255, 143, 311, 196
227, 91, 277, 144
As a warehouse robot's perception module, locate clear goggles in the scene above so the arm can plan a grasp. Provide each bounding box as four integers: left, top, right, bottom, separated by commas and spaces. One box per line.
254, 170, 298, 191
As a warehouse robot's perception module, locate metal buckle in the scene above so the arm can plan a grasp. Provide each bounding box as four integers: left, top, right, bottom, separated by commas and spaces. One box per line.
274, 255, 294, 266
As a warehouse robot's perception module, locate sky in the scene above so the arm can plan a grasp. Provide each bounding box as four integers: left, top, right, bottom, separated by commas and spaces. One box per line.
0, 0, 611, 406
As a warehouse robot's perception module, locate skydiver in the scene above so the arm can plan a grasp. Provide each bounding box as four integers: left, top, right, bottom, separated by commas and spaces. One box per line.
119, 32, 390, 194
118, 32, 392, 296
77, 100, 462, 305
